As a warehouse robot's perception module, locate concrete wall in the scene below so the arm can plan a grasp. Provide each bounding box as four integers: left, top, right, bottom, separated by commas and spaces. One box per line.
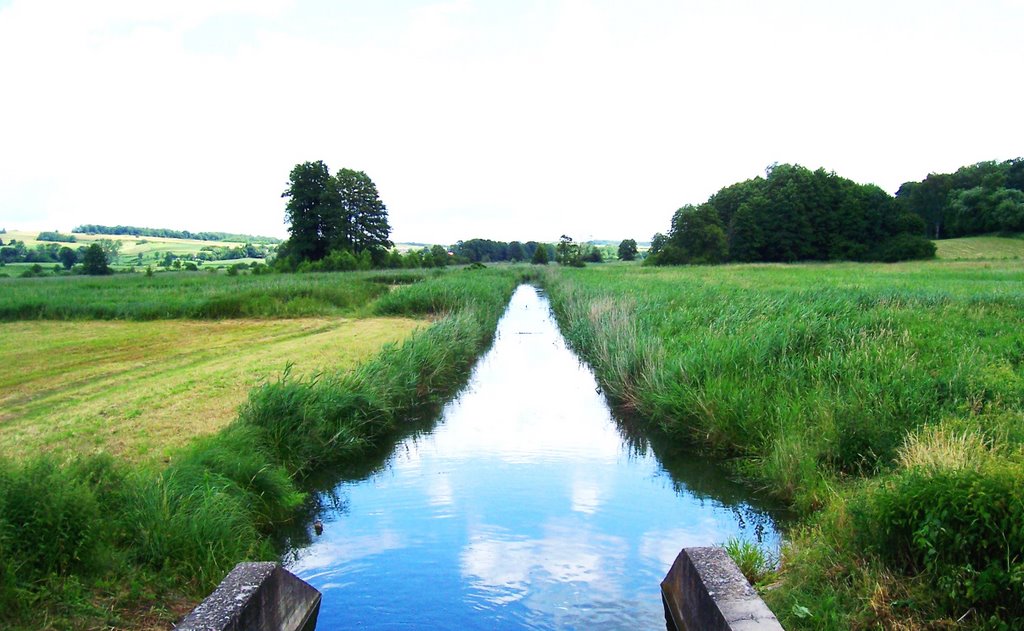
175, 562, 321, 631
661, 546, 784, 631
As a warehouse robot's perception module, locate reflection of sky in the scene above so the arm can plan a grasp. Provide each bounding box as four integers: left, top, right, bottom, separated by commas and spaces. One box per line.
287, 286, 781, 630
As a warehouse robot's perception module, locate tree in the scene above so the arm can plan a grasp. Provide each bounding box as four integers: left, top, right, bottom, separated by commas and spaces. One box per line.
333, 168, 392, 254
58, 247, 77, 270
531, 242, 549, 265
617, 239, 638, 261
429, 244, 449, 267
556, 235, 584, 267
508, 241, 526, 262
282, 160, 337, 262
82, 243, 110, 275
281, 162, 392, 266
666, 204, 727, 264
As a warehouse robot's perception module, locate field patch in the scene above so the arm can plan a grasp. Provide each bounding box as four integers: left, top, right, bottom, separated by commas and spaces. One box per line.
0, 317, 421, 461
934, 234, 1024, 259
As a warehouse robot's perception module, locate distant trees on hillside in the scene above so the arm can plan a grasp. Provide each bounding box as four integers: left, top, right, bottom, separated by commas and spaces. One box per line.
74, 224, 282, 244
450, 239, 555, 264
648, 164, 935, 266
896, 158, 1024, 238
37, 231, 76, 243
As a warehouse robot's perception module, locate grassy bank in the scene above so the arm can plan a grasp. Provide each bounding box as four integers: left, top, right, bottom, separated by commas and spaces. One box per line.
0, 269, 430, 321
0, 267, 526, 630
542, 261, 1024, 628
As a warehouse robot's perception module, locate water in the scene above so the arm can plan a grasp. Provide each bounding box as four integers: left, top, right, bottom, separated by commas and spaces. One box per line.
285, 285, 783, 629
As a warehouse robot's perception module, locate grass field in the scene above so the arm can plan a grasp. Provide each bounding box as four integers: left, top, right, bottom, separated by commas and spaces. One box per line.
0, 317, 421, 462
544, 259, 1024, 628
934, 234, 1024, 259
0, 270, 424, 320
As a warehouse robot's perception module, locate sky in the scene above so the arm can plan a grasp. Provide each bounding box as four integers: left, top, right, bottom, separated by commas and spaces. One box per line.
1, 0, 1022, 245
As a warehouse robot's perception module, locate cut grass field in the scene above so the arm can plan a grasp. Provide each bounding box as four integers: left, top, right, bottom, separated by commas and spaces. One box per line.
0, 317, 421, 462
934, 233, 1024, 259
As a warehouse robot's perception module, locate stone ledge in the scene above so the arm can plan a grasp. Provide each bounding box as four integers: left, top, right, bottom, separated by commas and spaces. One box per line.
661, 546, 783, 631
175, 562, 321, 631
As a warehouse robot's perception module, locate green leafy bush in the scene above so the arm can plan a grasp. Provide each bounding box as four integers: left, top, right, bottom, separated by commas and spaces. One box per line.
851, 465, 1024, 618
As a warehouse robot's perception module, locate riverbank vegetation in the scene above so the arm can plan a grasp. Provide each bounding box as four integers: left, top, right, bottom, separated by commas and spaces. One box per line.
543, 260, 1023, 628
0, 267, 526, 630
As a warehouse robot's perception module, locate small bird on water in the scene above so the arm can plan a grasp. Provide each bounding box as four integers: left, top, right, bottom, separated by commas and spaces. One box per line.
313, 519, 324, 536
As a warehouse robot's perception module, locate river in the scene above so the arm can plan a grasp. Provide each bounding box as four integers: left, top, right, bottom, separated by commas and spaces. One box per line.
284, 284, 783, 629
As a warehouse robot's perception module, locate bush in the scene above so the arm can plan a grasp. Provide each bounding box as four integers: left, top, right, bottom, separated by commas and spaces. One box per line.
851, 466, 1024, 618
873, 233, 937, 262
0, 457, 104, 578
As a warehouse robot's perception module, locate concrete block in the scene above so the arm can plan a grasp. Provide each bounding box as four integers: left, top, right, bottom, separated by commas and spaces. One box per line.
661, 546, 783, 631
175, 562, 321, 631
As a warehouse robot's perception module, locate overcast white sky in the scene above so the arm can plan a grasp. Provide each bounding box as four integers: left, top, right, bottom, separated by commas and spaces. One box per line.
1, 0, 1022, 244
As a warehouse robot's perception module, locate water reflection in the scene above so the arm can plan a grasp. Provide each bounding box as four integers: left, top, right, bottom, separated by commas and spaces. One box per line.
285, 285, 784, 629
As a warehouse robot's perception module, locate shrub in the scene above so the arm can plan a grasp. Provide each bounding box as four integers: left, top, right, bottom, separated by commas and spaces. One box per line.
0, 457, 104, 578
851, 465, 1024, 618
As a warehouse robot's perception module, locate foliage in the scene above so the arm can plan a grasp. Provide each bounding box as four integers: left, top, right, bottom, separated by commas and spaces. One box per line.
74, 224, 281, 244
453, 238, 553, 264
81, 244, 110, 275
555, 235, 585, 267
896, 157, 1024, 239
531, 242, 549, 265
617, 238, 638, 261
723, 538, 777, 586
649, 164, 934, 265
279, 161, 392, 266
37, 231, 76, 243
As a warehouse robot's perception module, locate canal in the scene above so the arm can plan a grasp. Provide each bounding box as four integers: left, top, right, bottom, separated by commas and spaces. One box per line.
284, 284, 784, 629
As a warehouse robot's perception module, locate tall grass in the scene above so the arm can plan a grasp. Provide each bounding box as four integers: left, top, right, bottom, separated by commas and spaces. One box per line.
0, 267, 525, 629
0, 270, 430, 320
542, 261, 1024, 628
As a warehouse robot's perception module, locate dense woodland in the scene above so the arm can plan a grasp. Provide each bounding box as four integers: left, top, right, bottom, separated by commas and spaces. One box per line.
74, 224, 282, 244
649, 164, 936, 265
896, 157, 1024, 238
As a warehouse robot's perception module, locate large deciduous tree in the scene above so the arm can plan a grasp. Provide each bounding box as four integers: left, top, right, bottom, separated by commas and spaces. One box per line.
617, 239, 638, 261
82, 243, 110, 275
281, 161, 392, 265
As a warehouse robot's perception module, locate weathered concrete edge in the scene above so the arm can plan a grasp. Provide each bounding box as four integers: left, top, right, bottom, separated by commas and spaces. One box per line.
661, 546, 784, 631
174, 562, 321, 631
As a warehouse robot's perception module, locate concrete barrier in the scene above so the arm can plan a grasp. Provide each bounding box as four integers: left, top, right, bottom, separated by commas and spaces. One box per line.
661, 546, 783, 631
175, 562, 321, 631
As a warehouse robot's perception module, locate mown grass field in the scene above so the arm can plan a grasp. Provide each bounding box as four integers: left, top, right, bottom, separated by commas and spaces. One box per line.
544, 258, 1024, 629
0, 317, 420, 462
935, 234, 1024, 259
2, 229, 259, 265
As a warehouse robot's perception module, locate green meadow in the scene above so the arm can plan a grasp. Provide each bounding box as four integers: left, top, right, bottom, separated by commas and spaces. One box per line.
1, 243, 1022, 629
544, 257, 1024, 628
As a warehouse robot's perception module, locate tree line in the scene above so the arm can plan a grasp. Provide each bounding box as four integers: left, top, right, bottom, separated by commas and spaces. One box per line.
896, 157, 1024, 238
648, 163, 935, 266
73, 224, 282, 245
